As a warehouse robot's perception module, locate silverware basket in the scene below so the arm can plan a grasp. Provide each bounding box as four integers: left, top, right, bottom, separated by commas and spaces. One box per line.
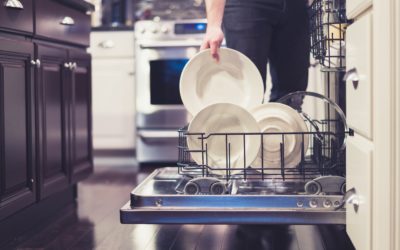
309, 0, 348, 69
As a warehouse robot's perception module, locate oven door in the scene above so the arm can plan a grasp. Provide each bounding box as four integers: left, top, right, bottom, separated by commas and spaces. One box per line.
136, 42, 200, 129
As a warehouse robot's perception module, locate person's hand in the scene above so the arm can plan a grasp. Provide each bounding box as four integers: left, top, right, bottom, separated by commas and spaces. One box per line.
200, 26, 224, 62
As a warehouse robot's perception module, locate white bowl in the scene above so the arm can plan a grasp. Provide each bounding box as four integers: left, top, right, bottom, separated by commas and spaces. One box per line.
180, 48, 264, 116
187, 103, 261, 176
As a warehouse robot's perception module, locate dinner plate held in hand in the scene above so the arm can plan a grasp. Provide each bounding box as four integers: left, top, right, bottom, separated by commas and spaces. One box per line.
180, 48, 264, 116
187, 103, 261, 176
251, 103, 309, 169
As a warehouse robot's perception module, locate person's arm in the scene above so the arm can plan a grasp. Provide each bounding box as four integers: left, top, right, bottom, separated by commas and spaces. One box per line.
200, 0, 226, 61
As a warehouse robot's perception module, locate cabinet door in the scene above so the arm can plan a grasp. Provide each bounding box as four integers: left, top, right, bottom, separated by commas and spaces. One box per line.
68, 50, 93, 183
36, 44, 69, 199
346, 13, 372, 140
0, 38, 36, 220
92, 58, 136, 149
346, 133, 373, 250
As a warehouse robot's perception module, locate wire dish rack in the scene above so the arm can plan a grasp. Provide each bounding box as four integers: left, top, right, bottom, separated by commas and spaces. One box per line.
120, 92, 353, 225
309, 0, 348, 70
177, 92, 352, 195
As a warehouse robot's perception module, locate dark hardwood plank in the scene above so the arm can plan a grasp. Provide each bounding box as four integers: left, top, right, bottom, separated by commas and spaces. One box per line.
95, 224, 160, 250
195, 225, 228, 250
221, 225, 300, 250
170, 225, 205, 250
220, 225, 245, 250
146, 225, 182, 250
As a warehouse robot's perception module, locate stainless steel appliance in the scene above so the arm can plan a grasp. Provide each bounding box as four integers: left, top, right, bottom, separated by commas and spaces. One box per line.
135, 19, 207, 164
122, 0, 352, 226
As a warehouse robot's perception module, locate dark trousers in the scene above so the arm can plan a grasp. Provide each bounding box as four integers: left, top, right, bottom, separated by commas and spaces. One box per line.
223, 0, 310, 102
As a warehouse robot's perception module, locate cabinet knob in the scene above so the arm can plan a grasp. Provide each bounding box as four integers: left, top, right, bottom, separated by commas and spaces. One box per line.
343, 67, 360, 89
31, 59, 41, 68
60, 16, 75, 26
98, 40, 115, 49
4, 0, 24, 9
64, 62, 77, 70
64, 62, 72, 69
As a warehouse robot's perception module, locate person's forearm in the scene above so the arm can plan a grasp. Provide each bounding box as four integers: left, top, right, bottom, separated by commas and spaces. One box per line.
205, 0, 226, 27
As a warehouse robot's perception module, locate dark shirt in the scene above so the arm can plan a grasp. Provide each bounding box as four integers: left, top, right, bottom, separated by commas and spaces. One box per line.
225, 0, 285, 11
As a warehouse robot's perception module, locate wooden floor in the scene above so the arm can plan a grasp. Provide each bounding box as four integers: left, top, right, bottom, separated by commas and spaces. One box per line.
9, 159, 355, 250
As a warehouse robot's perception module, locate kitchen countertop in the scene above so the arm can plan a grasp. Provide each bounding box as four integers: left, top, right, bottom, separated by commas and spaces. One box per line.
55, 0, 95, 12
91, 26, 134, 32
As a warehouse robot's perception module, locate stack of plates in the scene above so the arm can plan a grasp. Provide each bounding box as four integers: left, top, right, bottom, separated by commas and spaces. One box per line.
180, 48, 309, 175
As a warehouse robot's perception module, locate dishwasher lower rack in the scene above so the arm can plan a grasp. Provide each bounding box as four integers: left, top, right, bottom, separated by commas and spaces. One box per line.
120, 167, 345, 225
178, 124, 349, 196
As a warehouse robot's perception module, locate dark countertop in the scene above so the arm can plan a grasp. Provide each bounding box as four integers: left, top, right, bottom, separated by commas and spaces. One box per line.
55, 0, 95, 13
91, 26, 134, 32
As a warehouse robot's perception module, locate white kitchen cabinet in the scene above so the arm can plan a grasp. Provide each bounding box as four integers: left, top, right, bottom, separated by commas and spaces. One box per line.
345, 1, 400, 249
90, 31, 136, 150
346, 0, 372, 19
346, 134, 373, 250
89, 31, 134, 58
346, 12, 372, 139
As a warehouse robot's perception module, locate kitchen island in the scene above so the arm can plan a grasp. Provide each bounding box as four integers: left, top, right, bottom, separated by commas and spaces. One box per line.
0, 0, 94, 245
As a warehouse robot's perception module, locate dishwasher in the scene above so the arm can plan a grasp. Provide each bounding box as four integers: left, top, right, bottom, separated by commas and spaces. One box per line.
121, 0, 351, 225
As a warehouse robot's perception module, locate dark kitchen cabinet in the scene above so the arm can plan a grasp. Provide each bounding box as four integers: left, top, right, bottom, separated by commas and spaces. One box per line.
68, 50, 93, 183
0, 1, 94, 245
0, 37, 36, 220
35, 0, 91, 46
0, 0, 34, 34
36, 44, 69, 199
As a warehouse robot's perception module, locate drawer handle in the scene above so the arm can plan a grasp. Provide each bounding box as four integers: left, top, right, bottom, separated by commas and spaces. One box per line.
335, 187, 359, 212
343, 67, 360, 89
4, 0, 24, 9
60, 16, 75, 26
98, 40, 115, 49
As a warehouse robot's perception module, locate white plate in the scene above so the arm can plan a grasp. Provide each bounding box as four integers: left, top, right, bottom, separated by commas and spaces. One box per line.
180, 48, 264, 116
187, 103, 261, 176
251, 103, 309, 169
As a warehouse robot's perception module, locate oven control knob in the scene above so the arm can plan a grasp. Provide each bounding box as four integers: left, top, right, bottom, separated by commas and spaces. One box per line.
161, 26, 169, 34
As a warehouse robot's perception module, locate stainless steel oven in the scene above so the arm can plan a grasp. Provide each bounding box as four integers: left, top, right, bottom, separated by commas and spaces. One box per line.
135, 19, 207, 164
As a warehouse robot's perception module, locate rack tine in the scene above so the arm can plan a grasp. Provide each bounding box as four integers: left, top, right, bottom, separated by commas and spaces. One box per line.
225, 134, 229, 178
228, 142, 231, 180
243, 134, 246, 180
280, 142, 285, 181
261, 134, 264, 181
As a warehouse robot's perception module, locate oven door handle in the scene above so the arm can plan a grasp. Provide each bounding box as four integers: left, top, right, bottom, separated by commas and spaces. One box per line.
139, 41, 202, 49
138, 130, 179, 139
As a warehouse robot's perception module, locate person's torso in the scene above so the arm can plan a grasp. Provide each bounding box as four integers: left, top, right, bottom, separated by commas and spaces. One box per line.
225, 0, 285, 11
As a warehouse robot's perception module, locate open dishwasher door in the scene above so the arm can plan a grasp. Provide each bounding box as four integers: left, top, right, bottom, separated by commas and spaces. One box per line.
121, 92, 351, 225
120, 167, 345, 225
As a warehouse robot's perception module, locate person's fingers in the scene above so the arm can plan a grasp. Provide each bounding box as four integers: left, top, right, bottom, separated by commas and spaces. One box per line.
200, 40, 209, 51
210, 40, 220, 62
